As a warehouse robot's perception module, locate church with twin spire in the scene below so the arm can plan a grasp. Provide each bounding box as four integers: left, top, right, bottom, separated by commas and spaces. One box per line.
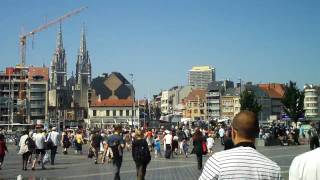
49, 24, 91, 128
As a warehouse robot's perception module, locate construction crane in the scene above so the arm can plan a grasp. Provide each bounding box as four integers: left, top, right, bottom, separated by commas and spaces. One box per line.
16, 6, 87, 124
19, 6, 87, 67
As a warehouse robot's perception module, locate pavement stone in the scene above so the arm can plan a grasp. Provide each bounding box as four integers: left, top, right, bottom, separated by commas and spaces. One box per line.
0, 143, 310, 180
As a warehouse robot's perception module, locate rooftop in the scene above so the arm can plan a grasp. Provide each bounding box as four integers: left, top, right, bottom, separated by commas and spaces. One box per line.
190, 66, 214, 71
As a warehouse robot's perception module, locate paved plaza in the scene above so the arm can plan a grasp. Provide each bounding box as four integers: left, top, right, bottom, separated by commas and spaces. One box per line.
0, 143, 309, 180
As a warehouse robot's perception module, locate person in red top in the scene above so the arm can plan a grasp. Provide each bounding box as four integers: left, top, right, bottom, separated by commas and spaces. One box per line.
0, 134, 8, 170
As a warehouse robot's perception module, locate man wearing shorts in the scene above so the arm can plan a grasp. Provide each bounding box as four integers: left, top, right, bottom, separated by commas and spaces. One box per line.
32, 129, 46, 170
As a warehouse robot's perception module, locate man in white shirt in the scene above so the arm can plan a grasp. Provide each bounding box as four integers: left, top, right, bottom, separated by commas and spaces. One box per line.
218, 127, 225, 145
48, 127, 60, 165
164, 130, 173, 158
32, 129, 46, 170
199, 111, 281, 180
289, 147, 320, 180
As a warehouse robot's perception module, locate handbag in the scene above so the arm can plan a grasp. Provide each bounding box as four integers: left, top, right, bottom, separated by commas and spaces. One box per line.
46, 133, 54, 150
88, 147, 94, 158
202, 141, 208, 155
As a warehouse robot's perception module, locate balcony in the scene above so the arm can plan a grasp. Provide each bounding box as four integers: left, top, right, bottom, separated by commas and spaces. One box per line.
30, 104, 45, 108
30, 88, 46, 93
30, 96, 45, 100
30, 112, 45, 116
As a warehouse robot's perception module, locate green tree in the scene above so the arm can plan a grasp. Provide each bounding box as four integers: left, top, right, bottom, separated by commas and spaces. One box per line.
281, 81, 305, 124
240, 89, 262, 115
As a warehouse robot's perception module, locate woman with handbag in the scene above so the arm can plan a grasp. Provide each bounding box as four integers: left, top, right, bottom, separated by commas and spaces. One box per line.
192, 128, 206, 170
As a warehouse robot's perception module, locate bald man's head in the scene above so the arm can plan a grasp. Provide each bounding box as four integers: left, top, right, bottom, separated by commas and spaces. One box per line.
232, 111, 259, 139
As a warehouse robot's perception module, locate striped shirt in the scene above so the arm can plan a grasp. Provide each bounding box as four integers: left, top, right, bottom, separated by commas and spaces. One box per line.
199, 146, 281, 180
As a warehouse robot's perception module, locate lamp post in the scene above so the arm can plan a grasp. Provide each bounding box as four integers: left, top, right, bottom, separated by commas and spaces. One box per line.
129, 73, 134, 129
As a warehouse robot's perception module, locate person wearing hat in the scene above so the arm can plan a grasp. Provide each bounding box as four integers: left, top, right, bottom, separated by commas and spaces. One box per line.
47, 127, 60, 165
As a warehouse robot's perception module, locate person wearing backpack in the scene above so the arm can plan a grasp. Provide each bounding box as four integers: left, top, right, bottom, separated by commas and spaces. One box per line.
47, 127, 60, 165
18, 130, 33, 171
132, 130, 151, 180
106, 125, 125, 180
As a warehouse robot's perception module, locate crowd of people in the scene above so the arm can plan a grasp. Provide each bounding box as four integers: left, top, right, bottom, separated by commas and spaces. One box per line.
0, 110, 319, 179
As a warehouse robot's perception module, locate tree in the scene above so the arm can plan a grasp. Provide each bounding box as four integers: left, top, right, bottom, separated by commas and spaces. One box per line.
240, 89, 262, 115
281, 81, 305, 124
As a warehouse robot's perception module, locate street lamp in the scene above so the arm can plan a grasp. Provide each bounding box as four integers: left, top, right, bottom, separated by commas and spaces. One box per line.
126, 74, 135, 129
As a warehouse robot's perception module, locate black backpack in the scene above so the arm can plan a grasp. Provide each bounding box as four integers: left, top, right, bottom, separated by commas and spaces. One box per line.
133, 142, 151, 164
25, 137, 36, 152
110, 139, 122, 159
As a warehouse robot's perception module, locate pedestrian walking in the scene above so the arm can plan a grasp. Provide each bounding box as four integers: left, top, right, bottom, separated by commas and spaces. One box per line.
199, 111, 281, 180
61, 130, 71, 154
18, 130, 33, 171
206, 134, 214, 154
32, 129, 46, 170
132, 130, 151, 180
163, 130, 173, 159
0, 134, 8, 170
193, 128, 205, 170
107, 125, 125, 180
74, 130, 84, 155
308, 122, 319, 150
154, 137, 161, 158
47, 127, 60, 165
218, 127, 225, 145
90, 129, 102, 164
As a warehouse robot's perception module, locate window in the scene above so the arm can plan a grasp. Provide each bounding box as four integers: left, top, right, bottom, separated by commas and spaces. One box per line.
200, 110, 204, 114
126, 110, 130, 116
113, 110, 117, 116
106, 110, 110, 116
120, 110, 123, 116
93, 110, 96, 117
194, 109, 198, 113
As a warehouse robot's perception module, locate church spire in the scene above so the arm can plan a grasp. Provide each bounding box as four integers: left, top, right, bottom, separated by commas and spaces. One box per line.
80, 24, 86, 54
56, 23, 63, 50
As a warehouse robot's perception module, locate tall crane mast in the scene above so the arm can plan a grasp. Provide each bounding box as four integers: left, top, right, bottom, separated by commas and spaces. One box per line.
19, 6, 87, 67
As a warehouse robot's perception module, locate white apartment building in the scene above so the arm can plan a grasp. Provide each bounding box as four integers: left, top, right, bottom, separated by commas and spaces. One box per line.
161, 91, 170, 115
206, 91, 220, 120
188, 66, 215, 89
304, 84, 320, 118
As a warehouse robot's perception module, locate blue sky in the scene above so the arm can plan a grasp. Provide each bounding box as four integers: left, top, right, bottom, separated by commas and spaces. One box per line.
0, 0, 319, 98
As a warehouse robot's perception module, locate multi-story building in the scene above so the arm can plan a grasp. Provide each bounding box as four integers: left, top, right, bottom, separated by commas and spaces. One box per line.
89, 72, 137, 127
221, 94, 236, 120
206, 83, 222, 120
248, 85, 272, 123
88, 99, 139, 128
188, 66, 215, 89
258, 83, 285, 120
304, 84, 320, 118
182, 89, 206, 121
160, 90, 170, 115
28, 67, 49, 124
0, 66, 49, 126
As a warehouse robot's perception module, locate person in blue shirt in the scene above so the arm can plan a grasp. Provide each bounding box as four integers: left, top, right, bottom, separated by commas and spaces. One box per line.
106, 125, 125, 180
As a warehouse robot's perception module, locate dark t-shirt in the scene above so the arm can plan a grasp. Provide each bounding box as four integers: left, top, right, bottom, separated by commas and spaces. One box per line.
91, 134, 102, 148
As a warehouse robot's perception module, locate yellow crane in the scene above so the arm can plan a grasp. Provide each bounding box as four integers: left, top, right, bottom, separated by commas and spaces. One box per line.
19, 6, 87, 67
